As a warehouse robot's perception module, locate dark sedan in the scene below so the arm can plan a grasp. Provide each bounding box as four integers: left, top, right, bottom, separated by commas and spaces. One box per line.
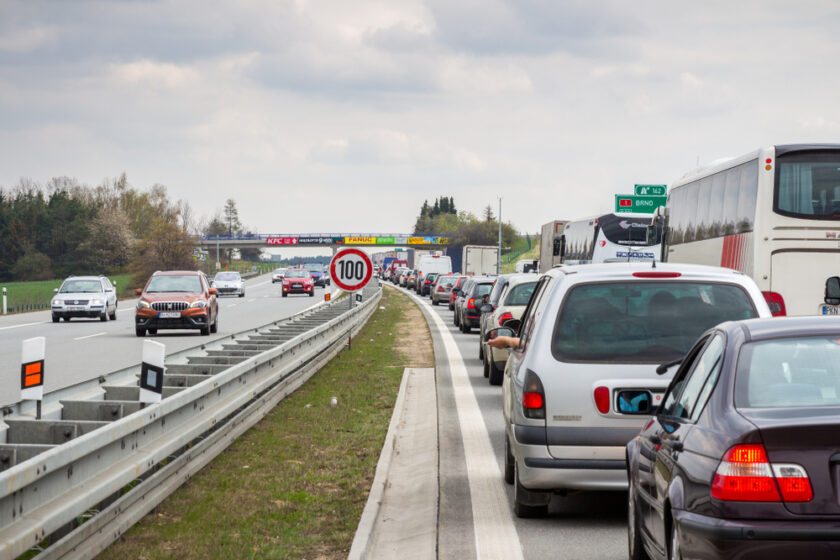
627, 316, 840, 560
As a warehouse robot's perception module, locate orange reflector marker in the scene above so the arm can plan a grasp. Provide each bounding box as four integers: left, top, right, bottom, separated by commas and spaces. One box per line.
21, 360, 44, 388
324, 293, 331, 301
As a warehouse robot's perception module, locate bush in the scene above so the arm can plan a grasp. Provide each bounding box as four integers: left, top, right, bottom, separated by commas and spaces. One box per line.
11, 251, 53, 281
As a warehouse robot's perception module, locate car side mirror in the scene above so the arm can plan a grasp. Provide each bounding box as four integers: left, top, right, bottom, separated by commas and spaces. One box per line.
501, 318, 521, 332
452, 287, 461, 294
485, 326, 516, 342
54, 288, 59, 293
480, 304, 493, 313
209, 288, 218, 295
826, 276, 840, 305
135, 288, 143, 296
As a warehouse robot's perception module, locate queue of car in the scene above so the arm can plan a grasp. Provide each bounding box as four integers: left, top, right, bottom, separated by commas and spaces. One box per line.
394, 255, 840, 559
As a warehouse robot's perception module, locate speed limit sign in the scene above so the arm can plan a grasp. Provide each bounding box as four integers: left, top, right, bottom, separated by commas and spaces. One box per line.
329, 248, 373, 292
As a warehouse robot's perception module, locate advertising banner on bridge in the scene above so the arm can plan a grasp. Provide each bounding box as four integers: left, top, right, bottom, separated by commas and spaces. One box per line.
345, 236, 376, 244
407, 236, 449, 245
298, 236, 335, 244
266, 237, 299, 245
376, 237, 395, 244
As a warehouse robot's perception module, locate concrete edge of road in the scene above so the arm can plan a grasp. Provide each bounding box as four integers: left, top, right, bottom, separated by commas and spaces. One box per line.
348, 367, 438, 558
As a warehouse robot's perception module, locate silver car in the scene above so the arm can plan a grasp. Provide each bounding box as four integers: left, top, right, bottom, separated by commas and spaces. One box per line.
497, 263, 772, 518
271, 268, 287, 283
51, 275, 118, 322
212, 271, 245, 297
431, 275, 457, 306
481, 275, 538, 385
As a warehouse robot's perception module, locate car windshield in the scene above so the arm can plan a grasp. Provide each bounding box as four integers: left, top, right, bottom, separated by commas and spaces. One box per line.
552, 281, 757, 363
439, 277, 456, 287
285, 270, 308, 278
304, 264, 324, 272
146, 275, 203, 293
736, 336, 840, 408
60, 280, 102, 293
215, 272, 240, 281
504, 282, 537, 306
472, 282, 493, 297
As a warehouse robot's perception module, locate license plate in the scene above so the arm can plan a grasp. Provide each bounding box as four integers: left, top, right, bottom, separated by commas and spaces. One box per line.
159, 311, 181, 318
819, 304, 840, 315
67, 306, 85, 311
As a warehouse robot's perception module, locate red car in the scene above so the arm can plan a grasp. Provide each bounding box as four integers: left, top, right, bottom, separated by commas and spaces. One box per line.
282, 268, 315, 297
448, 275, 468, 311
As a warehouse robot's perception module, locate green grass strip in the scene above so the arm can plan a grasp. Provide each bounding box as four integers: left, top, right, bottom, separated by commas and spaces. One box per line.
101, 288, 427, 560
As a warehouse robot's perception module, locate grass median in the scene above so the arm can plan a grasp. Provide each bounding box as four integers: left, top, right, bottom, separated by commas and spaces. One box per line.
101, 286, 434, 560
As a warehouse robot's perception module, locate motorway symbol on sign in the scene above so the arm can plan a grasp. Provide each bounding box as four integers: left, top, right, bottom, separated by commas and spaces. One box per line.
615, 194, 667, 214
329, 248, 373, 292
634, 184, 667, 196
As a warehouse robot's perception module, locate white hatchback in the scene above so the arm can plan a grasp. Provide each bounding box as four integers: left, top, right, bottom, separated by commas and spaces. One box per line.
498, 262, 772, 517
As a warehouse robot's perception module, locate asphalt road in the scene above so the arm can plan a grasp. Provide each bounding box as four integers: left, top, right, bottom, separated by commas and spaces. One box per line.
398, 284, 629, 560
0, 275, 329, 407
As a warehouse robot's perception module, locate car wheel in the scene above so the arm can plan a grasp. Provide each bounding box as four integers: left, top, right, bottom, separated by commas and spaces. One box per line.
148, 329, 157, 335
63, 316, 71, 322
309, 291, 314, 297
210, 313, 218, 334
201, 324, 210, 335
454, 311, 460, 327
488, 355, 503, 386
669, 513, 682, 560
479, 339, 484, 360
282, 292, 287, 297
628, 479, 650, 560
109, 307, 117, 320
483, 352, 490, 378
462, 322, 471, 334
100, 312, 107, 322
239, 292, 244, 298
449, 303, 454, 311
135, 327, 145, 337
52, 314, 59, 323
432, 298, 438, 306
513, 462, 549, 518
504, 435, 515, 485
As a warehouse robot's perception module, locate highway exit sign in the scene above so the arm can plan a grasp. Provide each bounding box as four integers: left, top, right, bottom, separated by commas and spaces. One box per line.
634, 184, 667, 196
615, 194, 667, 214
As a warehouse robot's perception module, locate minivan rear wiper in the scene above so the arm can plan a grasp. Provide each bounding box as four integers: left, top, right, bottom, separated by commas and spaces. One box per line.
656, 358, 683, 375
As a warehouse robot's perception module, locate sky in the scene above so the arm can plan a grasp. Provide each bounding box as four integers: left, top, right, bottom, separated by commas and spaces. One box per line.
2, 0, 840, 238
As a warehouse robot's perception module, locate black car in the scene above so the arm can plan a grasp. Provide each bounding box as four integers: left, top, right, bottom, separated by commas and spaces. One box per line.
457, 276, 494, 333
627, 316, 840, 560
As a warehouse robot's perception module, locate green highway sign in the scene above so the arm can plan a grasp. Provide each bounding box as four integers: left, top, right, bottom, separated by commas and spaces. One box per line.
634, 184, 667, 196
615, 194, 667, 214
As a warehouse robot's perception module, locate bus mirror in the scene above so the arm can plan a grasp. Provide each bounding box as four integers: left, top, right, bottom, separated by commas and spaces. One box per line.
552, 236, 562, 256
825, 277, 840, 305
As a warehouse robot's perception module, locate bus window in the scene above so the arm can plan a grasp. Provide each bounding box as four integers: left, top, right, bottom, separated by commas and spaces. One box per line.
683, 183, 700, 243
709, 173, 726, 238
736, 162, 758, 233
695, 177, 713, 241
776, 151, 840, 218
722, 166, 740, 235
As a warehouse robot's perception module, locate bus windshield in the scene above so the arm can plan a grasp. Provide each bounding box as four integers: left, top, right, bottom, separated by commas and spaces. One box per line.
776, 150, 840, 219
598, 214, 661, 245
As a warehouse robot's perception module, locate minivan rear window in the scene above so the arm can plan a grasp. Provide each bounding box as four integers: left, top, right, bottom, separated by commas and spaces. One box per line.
551, 282, 757, 363
735, 337, 840, 408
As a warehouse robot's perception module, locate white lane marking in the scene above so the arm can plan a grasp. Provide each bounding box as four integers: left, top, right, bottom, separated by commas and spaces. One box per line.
74, 332, 106, 341
247, 298, 256, 303
405, 290, 524, 560
0, 321, 48, 331
248, 280, 270, 289
117, 308, 133, 313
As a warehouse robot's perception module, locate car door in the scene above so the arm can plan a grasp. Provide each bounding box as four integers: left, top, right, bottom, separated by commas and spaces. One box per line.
644, 332, 725, 548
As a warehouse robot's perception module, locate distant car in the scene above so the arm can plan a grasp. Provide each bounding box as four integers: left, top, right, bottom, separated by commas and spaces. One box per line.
420, 272, 439, 296
304, 263, 327, 287
431, 275, 457, 306
51, 275, 118, 323
212, 271, 245, 297
134, 270, 218, 337
406, 270, 419, 290
457, 276, 494, 333
481, 275, 537, 385
271, 268, 287, 283
282, 268, 315, 297
627, 316, 840, 560
479, 274, 515, 358
449, 276, 468, 311
453, 278, 474, 327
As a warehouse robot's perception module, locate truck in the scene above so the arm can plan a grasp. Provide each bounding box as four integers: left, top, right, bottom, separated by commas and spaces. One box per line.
540, 220, 567, 273
462, 245, 499, 276
515, 259, 540, 273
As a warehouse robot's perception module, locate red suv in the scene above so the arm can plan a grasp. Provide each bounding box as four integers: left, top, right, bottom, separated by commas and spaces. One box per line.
282, 268, 315, 297
135, 270, 218, 337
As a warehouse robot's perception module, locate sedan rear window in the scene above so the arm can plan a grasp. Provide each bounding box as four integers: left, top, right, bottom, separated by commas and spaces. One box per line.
504, 282, 537, 306
736, 337, 840, 408
552, 282, 757, 363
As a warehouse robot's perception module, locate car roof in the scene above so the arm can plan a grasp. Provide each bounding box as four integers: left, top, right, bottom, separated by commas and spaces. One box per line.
544, 262, 753, 282
154, 270, 202, 276
506, 274, 539, 287
728, 316, 840, 342
63, 276, 105, 281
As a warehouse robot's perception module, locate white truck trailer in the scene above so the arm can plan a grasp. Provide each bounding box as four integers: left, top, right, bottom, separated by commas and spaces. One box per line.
540, 220, 567, 273
462, 245, 499, 276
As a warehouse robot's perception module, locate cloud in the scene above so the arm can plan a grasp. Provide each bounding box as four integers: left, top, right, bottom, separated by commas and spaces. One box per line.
110, 59, 199, 89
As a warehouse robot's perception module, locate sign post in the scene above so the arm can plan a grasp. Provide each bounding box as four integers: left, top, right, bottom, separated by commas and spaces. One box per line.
139, 340, 166, 406
21, 337, 45, 419
329, 248, 373, 344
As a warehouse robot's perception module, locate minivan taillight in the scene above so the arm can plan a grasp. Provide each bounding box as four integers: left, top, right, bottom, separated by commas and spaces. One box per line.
711, 444, 812, 502
593, 386, 610, 414
467, 298, 476, 309
523, 370, 545, 419
762, 291, 787, 317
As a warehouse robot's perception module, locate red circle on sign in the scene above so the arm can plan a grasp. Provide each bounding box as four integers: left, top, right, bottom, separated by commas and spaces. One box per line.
329, 248, 373, 292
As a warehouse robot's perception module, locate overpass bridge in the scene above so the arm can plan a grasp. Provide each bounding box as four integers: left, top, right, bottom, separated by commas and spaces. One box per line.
197, 233, 450, 251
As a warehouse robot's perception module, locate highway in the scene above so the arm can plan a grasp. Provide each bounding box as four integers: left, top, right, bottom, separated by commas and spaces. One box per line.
400, 284, 628, 560
0, 275, 329, 407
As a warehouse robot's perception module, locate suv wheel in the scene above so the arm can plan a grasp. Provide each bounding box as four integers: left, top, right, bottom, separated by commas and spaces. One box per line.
210, 313, 218, 334
100, 312, 108, 322
109, 306, 117, 320
504, 436, 515, 484
135, 327, 146, 337
52, 314, 59, 323
513, 462, 549, 518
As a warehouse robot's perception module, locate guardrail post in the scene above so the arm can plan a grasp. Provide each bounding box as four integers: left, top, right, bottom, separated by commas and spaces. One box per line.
2, 286, 6, 315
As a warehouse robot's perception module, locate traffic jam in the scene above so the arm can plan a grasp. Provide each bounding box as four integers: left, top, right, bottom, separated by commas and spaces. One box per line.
380, 146, 840, 560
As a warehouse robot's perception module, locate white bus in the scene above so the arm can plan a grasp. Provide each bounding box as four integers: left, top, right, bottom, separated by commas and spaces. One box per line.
560, 212, 661, 265
662, 144, 840, 316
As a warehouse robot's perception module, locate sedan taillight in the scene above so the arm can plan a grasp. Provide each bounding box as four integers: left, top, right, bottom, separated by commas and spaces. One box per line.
498, 312, 513, 326
711, 444, 812, 502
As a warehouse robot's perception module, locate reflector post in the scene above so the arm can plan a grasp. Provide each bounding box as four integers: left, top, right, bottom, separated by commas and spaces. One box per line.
140, 340, 166, 405
20, 337, 45, 407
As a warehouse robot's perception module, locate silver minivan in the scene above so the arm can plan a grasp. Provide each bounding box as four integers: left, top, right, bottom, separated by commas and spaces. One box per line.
499, 262, 772, 517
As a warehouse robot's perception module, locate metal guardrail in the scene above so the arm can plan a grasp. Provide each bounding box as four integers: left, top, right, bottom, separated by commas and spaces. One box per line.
0, 285, 381, 559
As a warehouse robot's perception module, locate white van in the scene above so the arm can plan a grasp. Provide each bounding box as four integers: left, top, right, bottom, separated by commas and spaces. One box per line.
415, 255, 453, 294
497, 262, 772, 517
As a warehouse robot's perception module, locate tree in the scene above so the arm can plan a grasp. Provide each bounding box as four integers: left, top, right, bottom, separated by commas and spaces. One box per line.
483, 204, 495, 222
11, 250, 52, 281
223, 199, 243, 264
79, 205, 132, 272
132, 217, 196, 284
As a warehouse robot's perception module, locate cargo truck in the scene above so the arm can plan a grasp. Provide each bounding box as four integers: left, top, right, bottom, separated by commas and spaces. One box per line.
540, 220, 567, 272
462, 245, 499, 276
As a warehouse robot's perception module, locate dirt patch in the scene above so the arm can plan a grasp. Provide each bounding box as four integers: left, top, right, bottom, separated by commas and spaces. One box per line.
391, 288, 435, 368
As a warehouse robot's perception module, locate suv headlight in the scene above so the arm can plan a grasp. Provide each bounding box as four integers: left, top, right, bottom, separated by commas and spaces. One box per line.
190, 300, 208, 308
90, 299, 104, 306
136, 300, 150, 309
52, 299, 62, 306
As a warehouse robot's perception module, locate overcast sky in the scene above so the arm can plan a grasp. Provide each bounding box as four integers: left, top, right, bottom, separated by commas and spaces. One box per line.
2, 0, 839, 237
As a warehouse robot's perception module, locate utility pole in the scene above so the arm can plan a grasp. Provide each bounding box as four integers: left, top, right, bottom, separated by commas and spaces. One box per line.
497, 196, 502, 275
